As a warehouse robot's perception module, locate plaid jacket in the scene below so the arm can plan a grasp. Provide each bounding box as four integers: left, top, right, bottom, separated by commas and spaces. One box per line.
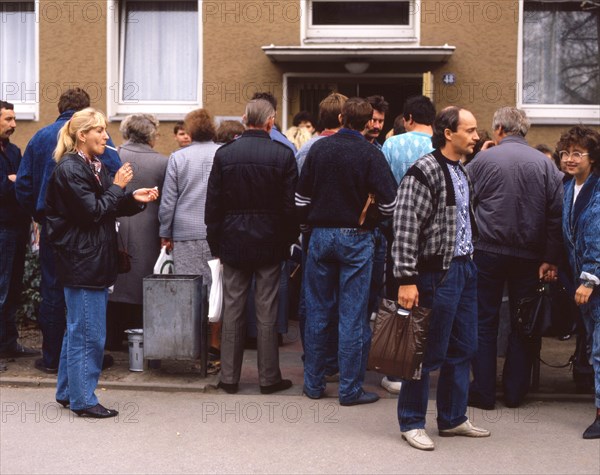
392, 149, 477, 285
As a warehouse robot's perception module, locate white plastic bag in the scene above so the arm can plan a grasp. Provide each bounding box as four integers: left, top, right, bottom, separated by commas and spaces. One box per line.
153, 246, 174, 275
207, 258, 224, 323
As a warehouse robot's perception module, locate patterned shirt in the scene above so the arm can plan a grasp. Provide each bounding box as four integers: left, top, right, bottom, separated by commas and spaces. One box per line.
382, 131, 434, 184
446, 159, 473, 256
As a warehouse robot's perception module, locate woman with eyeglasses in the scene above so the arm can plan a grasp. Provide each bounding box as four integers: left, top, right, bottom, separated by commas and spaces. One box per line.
558, 125, 600, 439
45, 108, 159, 418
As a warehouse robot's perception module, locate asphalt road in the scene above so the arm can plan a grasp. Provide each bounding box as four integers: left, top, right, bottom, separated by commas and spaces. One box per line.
1, 386, 599, 474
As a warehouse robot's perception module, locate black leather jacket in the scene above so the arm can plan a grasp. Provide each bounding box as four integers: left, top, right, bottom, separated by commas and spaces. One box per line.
45, 153, 144, 288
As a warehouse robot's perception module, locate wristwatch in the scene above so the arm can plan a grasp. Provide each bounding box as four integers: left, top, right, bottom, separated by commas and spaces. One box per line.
582, 280, 595, 289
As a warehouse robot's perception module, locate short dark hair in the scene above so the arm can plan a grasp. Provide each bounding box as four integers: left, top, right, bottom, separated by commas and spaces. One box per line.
292, 110, 314, 127
392, 115, 406, 136
318, 93, 348, 130
184, 109, 216, 142
341, 97, 373, 131
366, 95, 389, 114
431, 106, 462, 149
216, 120, 245, 143
534, 144, 553, 156
251, 92, 277, 111
403, 95, 436, 126
0, 100, 14, 111
556, 125, 600, 173
173, 121, 185, 134
57, 88, 91, 114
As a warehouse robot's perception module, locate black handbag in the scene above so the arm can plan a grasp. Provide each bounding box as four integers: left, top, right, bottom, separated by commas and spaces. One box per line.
515, 282, 552, 339
368, 298, 432, 380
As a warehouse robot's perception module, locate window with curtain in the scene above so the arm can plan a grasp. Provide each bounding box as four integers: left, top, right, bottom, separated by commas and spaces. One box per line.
120, 0, 199, 103
0, 2, 36, 107
305, 0, 417, 41
522, 1, 599, 106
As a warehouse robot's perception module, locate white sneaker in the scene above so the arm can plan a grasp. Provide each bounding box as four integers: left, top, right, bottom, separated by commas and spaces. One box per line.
439, 419, 491, 438
381, 376, 402, 394
401, 428, 435, 451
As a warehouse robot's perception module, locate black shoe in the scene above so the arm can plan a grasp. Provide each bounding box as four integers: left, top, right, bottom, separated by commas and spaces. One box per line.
217, 381, 239, 394
468, 397, 495, 411
56, 399, 69, 408
0, 344, 40, 359
102, 354, 114, 370
73, 404, 118, 418
340, 390, 380, 406
583, 416, 600, 439
34, 358, 58, 375
260, 379, 292, 394
244, 337, 257, 350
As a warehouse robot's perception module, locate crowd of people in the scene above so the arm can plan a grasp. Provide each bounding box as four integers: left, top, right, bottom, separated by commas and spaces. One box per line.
1, 88, 599, 449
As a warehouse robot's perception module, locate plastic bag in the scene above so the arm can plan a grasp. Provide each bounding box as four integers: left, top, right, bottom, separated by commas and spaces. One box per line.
368, 299, 432, 380
153, 246, 174, 275
207, 258, 224, 323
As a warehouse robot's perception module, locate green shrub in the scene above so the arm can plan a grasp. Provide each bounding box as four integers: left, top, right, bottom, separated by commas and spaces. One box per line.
17, 247, 41, 323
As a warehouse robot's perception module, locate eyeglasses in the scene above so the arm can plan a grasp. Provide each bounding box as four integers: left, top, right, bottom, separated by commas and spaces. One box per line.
559, 150, 589, 161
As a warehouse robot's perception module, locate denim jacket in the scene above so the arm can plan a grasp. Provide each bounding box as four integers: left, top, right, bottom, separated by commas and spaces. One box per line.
562, 173, 600, 288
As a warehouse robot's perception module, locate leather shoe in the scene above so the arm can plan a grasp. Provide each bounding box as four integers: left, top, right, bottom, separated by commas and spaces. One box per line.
439, 419, 490, 438
260, 379, 292, 394
73, 404, 118, 418
0, 344, 40, 359
56, 399, 69, 408
339, 390, 380, 406
582, 416, 600, 439
35, 358, 58, 374
401, 429, 435, 451
217, 381, 239, 394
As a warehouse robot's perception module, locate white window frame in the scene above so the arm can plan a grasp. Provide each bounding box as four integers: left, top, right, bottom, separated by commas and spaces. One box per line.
0, 0, 39, 120
301, 0, 420, 44
516, 0, 600, 125
106, 0, 202, 121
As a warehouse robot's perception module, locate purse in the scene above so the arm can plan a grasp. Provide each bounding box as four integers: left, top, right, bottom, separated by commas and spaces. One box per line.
368, 298, 432, 380
515, 281, 552, 339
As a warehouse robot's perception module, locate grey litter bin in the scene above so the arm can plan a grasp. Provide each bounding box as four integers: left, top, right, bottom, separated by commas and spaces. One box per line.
143, 275, 208, 375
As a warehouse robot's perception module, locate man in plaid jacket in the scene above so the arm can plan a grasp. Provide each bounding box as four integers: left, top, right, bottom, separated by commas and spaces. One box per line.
392, 106, 490, 451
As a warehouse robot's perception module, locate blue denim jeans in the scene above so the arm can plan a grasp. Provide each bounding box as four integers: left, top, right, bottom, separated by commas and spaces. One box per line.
303, 227, 374, 402
580, 291, 600, 408
298, 231, 339, 377
38, 223, 66, 369
0, 223, 28, 352
398, 257, 477, 431
56, 287, 108, 411
470, 251, 540, 407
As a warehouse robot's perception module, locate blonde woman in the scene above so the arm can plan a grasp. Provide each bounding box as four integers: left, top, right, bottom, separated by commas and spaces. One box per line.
45, 108, 158, 418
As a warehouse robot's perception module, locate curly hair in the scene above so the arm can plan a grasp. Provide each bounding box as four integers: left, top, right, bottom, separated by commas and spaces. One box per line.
184, 109, 216, 142
556, 125, 600, 173
120, 114, 159, 144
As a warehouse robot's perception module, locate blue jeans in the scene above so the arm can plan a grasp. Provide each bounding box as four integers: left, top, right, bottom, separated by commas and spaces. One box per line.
298, 231, 339, 377
56, 287, 108, 411
303, 227, 373, 402
38, 223, 66, 369
580, 291, 600, 408
398, 257, 477, 431
0, 223, 28, 352
470, 251, 540, 407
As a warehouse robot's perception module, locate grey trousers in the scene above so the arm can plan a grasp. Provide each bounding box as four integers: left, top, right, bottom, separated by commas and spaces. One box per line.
220, 262, 282, 386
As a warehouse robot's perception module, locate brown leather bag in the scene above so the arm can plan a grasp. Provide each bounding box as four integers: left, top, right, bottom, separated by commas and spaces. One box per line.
368, 298, 432, 380
358, 193, 376, 226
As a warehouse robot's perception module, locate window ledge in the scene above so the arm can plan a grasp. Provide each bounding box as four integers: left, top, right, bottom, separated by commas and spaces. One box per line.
520, 105, 600, 126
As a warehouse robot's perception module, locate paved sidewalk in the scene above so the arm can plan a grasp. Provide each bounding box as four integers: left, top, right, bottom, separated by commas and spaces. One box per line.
0, 320, 593, 403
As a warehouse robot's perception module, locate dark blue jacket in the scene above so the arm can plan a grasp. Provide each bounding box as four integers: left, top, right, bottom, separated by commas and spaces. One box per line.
15, 110, 122, 221
0, 140, 29, 226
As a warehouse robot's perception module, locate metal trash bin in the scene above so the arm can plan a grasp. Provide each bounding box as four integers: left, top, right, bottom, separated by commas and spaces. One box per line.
143, 275, 208, 375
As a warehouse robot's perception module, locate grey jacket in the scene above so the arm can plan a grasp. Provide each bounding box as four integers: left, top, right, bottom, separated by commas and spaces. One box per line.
159, 141, 221, 241
466, 135, 563, 263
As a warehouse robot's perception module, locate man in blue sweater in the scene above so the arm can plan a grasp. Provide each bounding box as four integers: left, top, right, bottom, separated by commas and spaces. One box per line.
296, 97, 397, 406
0, 101, 38, 363
15, 89, 121, 373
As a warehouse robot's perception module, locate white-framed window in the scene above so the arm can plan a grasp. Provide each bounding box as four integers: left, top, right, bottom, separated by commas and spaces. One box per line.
302, 0, 419, 43
107, 0, 202, 119
0, 1, 39, 120
518, 0, 599, 124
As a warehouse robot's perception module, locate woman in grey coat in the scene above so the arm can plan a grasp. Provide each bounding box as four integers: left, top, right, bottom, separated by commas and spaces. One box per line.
106, 114, 168, 349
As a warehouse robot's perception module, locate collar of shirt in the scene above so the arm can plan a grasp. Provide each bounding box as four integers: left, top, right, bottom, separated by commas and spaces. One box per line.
337, 128, 366, 140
